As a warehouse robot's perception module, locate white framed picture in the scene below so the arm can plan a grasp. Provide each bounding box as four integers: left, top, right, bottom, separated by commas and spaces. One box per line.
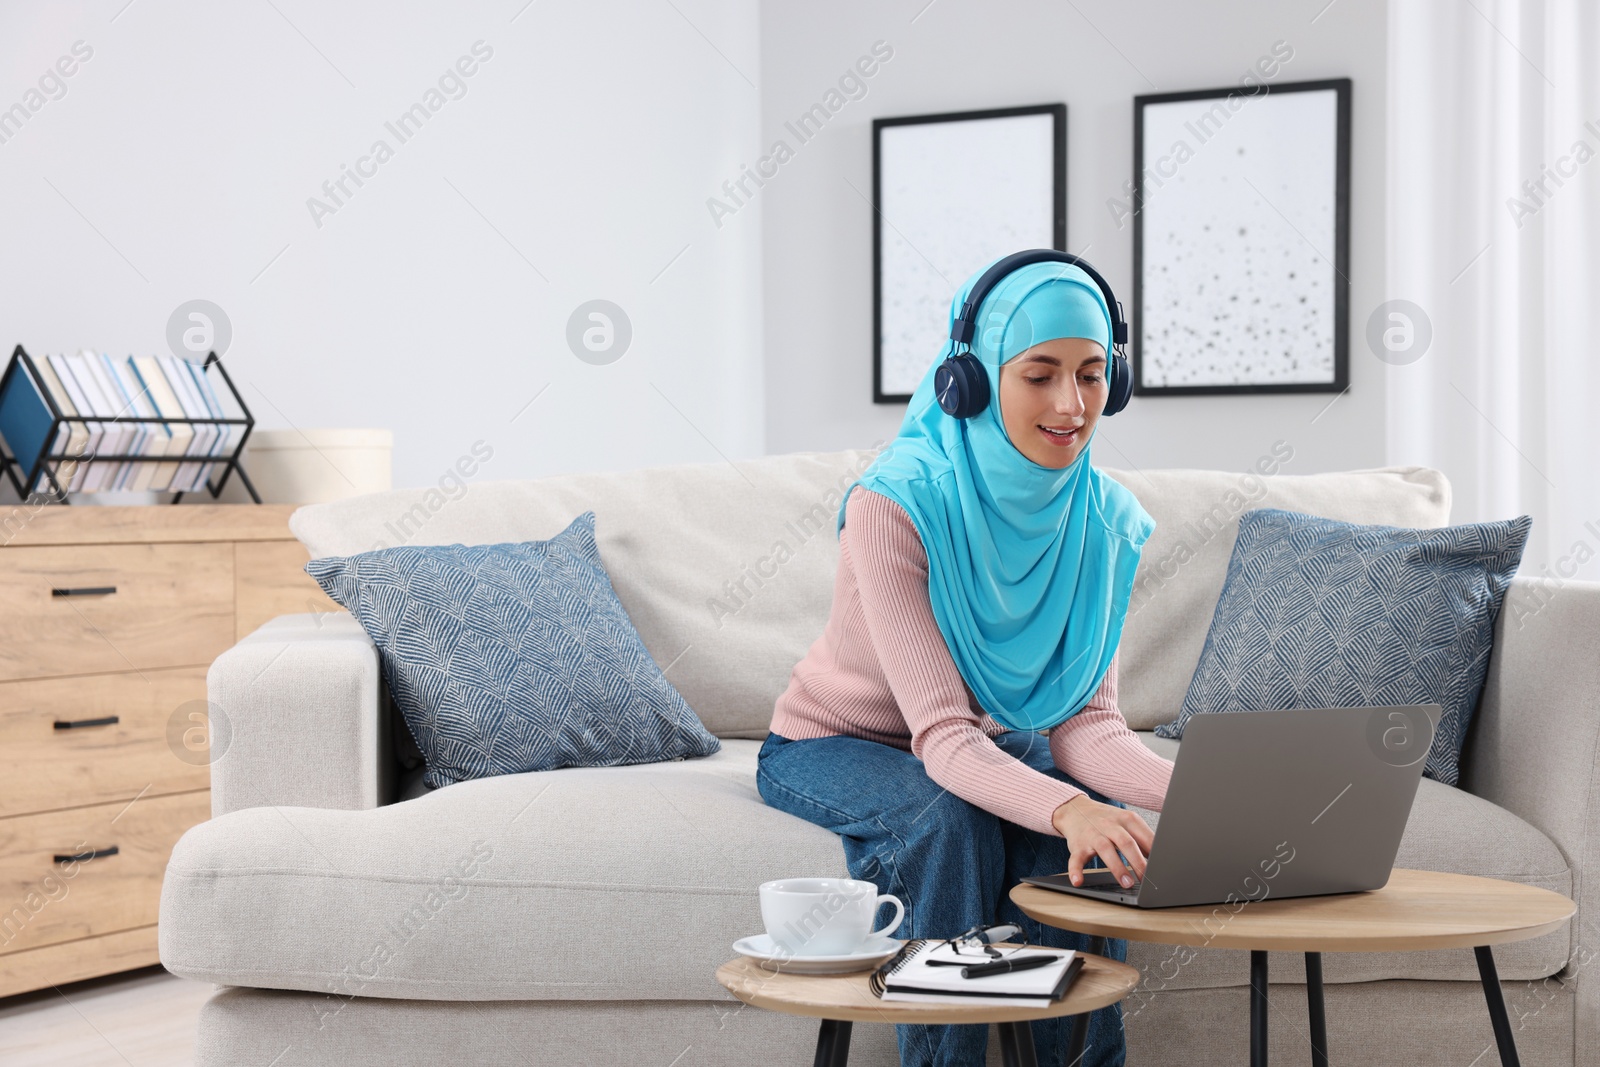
873, 104, 1065, 402
1133, 79, 1351, 395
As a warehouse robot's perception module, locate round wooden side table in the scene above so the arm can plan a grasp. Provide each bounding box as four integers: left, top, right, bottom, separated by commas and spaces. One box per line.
715, 943, 1140, 1067
1010, 867, 1575, 1067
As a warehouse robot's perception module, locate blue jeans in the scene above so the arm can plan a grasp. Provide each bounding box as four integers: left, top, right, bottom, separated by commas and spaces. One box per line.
756, 729, 1129, 1067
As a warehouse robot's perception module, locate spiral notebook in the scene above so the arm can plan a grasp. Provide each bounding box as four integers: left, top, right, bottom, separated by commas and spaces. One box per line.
869, 940, 1084, 1007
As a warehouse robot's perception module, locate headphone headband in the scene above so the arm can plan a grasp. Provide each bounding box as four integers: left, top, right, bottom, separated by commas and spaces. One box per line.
933, 248, 1134, 420
949, 249, 1128, 350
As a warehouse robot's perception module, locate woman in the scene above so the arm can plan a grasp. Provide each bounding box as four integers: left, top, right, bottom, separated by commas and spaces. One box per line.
756, 255, 1175, 1067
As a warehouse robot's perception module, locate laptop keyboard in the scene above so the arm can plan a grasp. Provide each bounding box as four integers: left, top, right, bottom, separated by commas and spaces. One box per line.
1078, 875, 1141, 894
1025, 872, 1142, 897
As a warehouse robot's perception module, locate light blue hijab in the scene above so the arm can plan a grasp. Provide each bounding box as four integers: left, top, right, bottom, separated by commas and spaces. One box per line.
838, 256, 1155, 732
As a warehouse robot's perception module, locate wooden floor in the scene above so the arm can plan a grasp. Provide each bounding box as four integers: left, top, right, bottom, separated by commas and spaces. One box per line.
0, 966, 211, 1066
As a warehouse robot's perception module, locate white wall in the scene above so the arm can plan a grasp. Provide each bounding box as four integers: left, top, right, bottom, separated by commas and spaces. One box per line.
0, 0, 763, 492
1, 0, 1394, 499
759, 0, 1391, 482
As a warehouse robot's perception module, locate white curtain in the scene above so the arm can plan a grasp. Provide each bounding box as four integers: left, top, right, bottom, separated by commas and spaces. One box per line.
1387, 0, 1600, 585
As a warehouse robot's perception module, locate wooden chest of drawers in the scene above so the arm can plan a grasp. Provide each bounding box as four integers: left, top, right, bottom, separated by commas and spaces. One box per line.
0, 505, 339, 997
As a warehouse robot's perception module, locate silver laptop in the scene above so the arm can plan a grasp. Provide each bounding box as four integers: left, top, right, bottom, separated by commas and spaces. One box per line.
1020, 704, 1441, 909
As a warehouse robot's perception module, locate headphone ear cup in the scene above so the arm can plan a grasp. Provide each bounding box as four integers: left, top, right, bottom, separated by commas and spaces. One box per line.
934, 353, 991, 419
1102, 352, 1133, 417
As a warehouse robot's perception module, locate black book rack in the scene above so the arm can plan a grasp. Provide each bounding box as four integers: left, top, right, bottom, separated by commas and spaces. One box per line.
0, 344, 261, 505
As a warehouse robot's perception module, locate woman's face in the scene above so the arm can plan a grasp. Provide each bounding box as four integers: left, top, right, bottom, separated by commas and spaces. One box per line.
997, 337, 1108, 468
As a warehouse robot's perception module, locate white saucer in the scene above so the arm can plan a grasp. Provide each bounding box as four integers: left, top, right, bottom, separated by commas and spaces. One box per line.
732, 933, 902, 975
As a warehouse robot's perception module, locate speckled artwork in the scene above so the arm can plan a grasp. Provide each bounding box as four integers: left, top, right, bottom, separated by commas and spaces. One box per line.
876, 111, 1058, 398
1137, 87, 1340, 388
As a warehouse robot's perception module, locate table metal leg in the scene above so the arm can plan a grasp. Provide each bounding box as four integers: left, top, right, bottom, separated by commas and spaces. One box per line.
812, 1018, 852, 1067
1250, 949, 1269, 1067
1305, 951, 1328, 1067
997, 1021, 1040, 1067
1474, 945, 1522, 1067
1063, 935, 1106, 1067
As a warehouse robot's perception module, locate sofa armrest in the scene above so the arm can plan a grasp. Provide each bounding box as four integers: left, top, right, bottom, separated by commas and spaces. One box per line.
207, 611, 393, 816
1462, 574, 1600, 1058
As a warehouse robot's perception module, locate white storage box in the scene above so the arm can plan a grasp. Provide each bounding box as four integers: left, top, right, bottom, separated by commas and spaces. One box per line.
219, 428, 392, 504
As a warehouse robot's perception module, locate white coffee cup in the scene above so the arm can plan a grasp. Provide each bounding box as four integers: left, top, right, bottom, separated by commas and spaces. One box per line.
759, 877, 905, 957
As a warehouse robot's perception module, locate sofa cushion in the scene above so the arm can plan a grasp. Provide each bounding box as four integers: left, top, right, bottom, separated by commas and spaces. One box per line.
291, 451, 887, 739
1102, 464, 1451, 729
1153, 507, 1531, 785
160, 736, 1570, 1002
161, 740, 851, 1002
305, 512, 719, 790
289, 451, 1451, 738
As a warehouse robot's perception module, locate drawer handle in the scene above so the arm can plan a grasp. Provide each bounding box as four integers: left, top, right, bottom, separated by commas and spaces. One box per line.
54, 846, 119, 864
51, 586, 117, 597
53, 715, 121, 730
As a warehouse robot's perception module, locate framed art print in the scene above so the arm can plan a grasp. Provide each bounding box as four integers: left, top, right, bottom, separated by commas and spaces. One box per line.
873, 103, 1065, 403
1133, 78, 1351, 395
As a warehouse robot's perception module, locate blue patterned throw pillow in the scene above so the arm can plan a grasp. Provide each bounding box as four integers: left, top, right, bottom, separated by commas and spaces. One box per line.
305, 511, 719, 789
1154, 507, 1530, 786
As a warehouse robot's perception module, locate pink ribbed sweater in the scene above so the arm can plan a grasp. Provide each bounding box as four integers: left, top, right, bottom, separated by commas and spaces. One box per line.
769, 485, 1175, 836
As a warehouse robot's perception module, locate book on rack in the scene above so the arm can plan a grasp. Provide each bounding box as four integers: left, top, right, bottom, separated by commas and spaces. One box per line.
66, 352, 126, 491
86, 351, 144, 491
45, 354, 101, 491
188, 357, 243, 464
159, 355, 215, 491
112, 355, 168, 492
129, 356, 187, 491
183, 357, 234, 488
33, 358, 88, 492
92, 351, 144, 490
868, 940, 1084, 1007
0, 356, 64, 496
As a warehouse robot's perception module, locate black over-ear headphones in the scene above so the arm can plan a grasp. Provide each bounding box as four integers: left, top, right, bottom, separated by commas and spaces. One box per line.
933, 249, 1132, 420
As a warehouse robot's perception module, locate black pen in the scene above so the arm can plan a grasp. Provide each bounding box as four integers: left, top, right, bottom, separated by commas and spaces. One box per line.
961, 954, 1061, 979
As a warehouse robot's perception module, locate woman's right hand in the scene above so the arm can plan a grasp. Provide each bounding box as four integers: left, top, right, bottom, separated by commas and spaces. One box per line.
1050, 794, 1156, 888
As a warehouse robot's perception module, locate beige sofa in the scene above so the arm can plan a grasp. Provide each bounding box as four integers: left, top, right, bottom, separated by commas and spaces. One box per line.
158, 448, 1599, 1066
